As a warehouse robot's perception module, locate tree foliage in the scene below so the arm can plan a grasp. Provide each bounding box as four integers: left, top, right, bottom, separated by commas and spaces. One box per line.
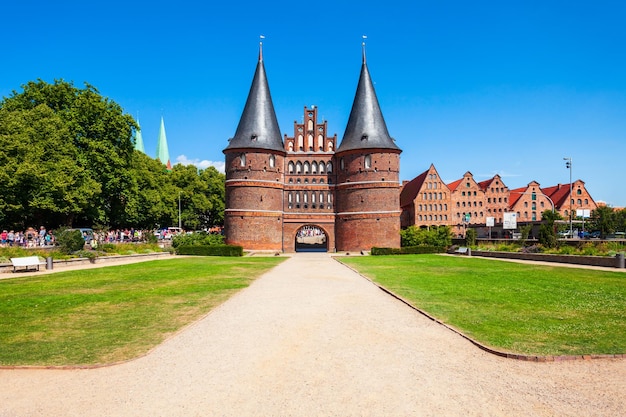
538, 210, 562, 248
589, 205, 619, 237
0, 79, 226, 231
400, 225, 452, 248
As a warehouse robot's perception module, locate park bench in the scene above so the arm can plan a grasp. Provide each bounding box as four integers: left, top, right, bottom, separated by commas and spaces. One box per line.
455, 246, 469, 255
10, 256, 46, 272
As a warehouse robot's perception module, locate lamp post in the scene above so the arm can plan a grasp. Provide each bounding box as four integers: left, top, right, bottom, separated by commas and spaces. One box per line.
563, 157, 573, 237
178, 191, 182, 230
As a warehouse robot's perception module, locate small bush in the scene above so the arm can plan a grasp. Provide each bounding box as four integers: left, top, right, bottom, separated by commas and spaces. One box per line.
176, 244, 243, 256
172, 232, 225, 248
56, 229, 86, 254
371, 246, 445, 255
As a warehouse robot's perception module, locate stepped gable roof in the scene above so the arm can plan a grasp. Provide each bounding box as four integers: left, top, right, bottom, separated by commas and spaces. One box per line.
224, 43, 283, 153
400, 168, 429, 208
336, 45, 400, 153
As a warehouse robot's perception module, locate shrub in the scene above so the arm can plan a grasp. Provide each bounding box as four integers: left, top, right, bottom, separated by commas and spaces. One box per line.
176, 244, 243, 256
400, 226, 452, 248
172, 232, 224, 248
465, 228, 477, 247
56, 229, 86, 254
371, 246, 445, 255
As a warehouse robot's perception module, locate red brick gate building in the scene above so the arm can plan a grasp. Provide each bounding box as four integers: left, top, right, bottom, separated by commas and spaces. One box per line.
223, 45, 402, 252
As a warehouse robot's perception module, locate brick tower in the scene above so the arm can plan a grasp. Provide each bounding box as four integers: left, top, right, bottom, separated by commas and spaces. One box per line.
334, 45, 402, 251
223, 43, 285, 250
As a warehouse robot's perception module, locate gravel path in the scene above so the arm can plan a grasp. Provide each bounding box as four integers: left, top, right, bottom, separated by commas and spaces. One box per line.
1, 253, 624, 416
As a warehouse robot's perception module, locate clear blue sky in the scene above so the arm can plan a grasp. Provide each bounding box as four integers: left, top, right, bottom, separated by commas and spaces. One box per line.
3, 1, 625, 206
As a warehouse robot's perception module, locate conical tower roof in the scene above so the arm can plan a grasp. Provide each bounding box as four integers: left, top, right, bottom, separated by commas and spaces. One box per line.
224, 44, 284, 153
134, 120, 145, 153
337, 46, 400, 153
156, 116, 172, 169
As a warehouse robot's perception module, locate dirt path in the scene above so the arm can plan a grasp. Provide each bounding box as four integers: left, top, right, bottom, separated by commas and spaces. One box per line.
1, 253, 624, 416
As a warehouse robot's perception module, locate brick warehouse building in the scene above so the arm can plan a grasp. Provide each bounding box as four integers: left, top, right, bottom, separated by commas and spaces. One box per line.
223, 45, 402, 252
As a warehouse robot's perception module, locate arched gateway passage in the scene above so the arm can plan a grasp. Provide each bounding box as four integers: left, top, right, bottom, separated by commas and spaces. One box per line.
295, 225, 328, 252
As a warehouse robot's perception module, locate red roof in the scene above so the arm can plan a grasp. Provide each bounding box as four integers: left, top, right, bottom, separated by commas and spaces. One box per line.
508, 186, 526, 207
400, 169, 428, 207
542, 183, 570, 208
447, 178, 463, 191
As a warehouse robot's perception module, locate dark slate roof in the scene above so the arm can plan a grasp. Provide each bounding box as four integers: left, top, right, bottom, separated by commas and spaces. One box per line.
336, 49, 400, 153
224, 46, 284, 153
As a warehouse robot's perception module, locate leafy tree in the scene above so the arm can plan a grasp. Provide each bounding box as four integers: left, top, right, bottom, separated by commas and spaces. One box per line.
0, 79, 137, 229
465, 228, 477, 247
589, 205, 616, 237
400, 225, 452, 248
538, 210, 561, 248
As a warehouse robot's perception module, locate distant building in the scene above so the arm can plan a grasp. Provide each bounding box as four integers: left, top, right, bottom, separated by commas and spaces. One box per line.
400, 163, 599, 237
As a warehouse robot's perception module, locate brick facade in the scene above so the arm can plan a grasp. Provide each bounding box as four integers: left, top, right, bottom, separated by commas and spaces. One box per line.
400, 163, 599, 237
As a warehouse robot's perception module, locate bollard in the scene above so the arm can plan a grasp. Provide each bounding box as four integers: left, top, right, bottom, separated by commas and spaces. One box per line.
46, 256, 53, 270
467, 247, 471, 257
616, 253, 625, 269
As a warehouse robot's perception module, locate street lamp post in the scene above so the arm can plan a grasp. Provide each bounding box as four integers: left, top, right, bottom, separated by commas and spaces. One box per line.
564, 157, 573, 237
178, 191, 182, 230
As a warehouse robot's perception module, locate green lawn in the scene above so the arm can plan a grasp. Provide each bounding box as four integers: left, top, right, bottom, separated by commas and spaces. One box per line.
0, 257, 284, 366
340, 255, 625, 356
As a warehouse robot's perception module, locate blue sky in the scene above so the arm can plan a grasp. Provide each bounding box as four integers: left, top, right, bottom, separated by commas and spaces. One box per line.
3, 1, 625, 206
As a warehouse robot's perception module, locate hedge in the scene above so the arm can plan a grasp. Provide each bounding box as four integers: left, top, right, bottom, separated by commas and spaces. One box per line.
371, 245, 445, 255
175, 245, 243, 257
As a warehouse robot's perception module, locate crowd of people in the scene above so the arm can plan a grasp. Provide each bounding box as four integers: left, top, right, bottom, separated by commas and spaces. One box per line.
0, 226, 54, 248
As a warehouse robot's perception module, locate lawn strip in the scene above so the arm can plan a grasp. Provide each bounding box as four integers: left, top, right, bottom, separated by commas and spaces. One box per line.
0, 257, 285, 366
339, 254, 625, 356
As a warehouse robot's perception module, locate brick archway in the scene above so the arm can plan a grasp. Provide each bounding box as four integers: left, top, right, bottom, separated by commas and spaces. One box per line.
294, 225, 328, 252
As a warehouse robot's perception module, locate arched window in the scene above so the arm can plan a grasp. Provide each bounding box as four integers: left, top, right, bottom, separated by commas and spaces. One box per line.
239, 153, 246, 167
303, 162, 310, 174
318, 135, 323, 150
308, 120, 313, 130
327, 162, 333, 173
308, 134, 313, 151
311, 161, 317, 173
296, 161, 302, 174
288, 161, 294, 173
340, 158, 345, 170
327, 141, 333, 151
319, 161, 325, 173
288, 142, 294, 151
364, 154, 372, 169
577, 199, 582, 205
296, 193, 300, 203
269, 154, 275, 168
311, 193, 316, 203
298, 135, 303, 151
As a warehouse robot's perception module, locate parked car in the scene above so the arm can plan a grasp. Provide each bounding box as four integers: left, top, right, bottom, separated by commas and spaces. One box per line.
589, 231, 601, 238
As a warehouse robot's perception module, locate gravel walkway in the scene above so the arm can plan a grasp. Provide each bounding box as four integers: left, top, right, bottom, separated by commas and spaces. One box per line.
1, 253, 624, 416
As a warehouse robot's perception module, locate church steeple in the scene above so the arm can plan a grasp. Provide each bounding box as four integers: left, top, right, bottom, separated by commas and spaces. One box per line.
156, 116, 172, 170
134, 119, 145, 153
336, 45, 400, 153
224, 42, 283, 152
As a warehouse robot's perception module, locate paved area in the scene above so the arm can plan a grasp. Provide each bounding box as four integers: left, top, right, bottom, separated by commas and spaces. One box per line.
0, 253, 624, 416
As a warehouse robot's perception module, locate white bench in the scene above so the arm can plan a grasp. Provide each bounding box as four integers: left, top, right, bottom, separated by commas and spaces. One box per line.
455, 247, 469, 255
10, 256, 46, 272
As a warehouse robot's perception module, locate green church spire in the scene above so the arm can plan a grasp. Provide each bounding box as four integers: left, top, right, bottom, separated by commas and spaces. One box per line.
134, 120, 145, 153
156, 116, 171, 170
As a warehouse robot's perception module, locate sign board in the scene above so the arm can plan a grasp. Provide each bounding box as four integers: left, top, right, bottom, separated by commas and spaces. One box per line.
503, 212, 517, 229
486, 217, 495, 227
576, 209, 591, 218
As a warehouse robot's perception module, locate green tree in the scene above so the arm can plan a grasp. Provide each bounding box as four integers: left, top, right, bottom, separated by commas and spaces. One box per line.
538, 210, 561, 248
589, 205, 616, 237
400, 226, 451, 248
0, 79, 137, 229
